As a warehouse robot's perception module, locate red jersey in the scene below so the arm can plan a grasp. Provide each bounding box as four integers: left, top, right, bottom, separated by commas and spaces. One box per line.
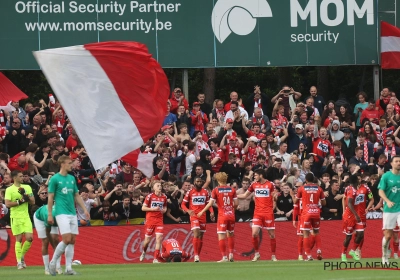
143, 192, 167, 225
160, 239, 190, 262
211, 148, 225, 173
296, 184, 325, 216
292, 199, 303, 221
343, 186, 357, 218
224, 144, 241, 161
247, 130, 266, 140
354, 184, 372, 220
181, 188, 211, 218
312, 138, 331, 160
245, 146, 259, 166
248, 180, 275, 215
211, 186, 237, 220
53, 116, 65, 134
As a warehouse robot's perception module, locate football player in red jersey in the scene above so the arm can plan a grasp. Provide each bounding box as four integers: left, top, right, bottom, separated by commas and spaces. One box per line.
158, 238, 191, 263
139, 181, 168, 263
294, 174, 325, 261
198, 172, 238, 262
353, 181, 374, 259
237, 169, 278, 262
341, 175, 363, 262
181, 171, 214, 262
292, 187, 304, 261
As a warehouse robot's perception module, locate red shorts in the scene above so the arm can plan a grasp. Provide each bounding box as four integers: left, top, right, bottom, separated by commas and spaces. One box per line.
301, 214, 320, 231
361, 218, 367, 229
217, 218, 235, 233
252, 214, 275, 229
296, 216, 304, 235
190, 217, 206, 232
394, 225, 400, 232
144, 225, 164, 236
342, 217, 364, 235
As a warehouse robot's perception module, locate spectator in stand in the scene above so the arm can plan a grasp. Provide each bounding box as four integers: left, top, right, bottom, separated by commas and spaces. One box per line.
224, 101, 249, 124
34, 184, 49, 209
184, 141, 196, 176
5, 117, 25, 157
247, 107, 271, 134
272, 142, 290, 164
245, 85, 269, 117
224, 91, 245, 112
304, 86, 325, 116
375, 135, 400, 166
322, 180, 343, 220
338, 105, 356, 134
93, 200, 118, 223
169, 88, 189, 114
33, 124, 50, 147
242, 136, 261, 167
381, 104, 400, 127
271, 86, 302, 119
353, 92, 369, 130
54, 141, 69, 157
265, 132, 279, 154
114, 194, 136, 223
242, 121, 266, 141
275, 183, 294, 220
210, 99, 226, 125
266, 158, 285, 182
340, 128, 357, 163
190, 102, 208, 135
52, 105, 65, 134
65, 130, 79, 152
197, 93, 212, 116
164, 183, 184, 224
20, 130, 34, 151
7, 152, 27, 173
35, 142, 51, 163
328, 120, 344, 141
220, 153, 241, 183
305, 96, 320, 118
357, 132, 374, 164
41, 150, 59, 178
115, 162, 133, 184
209, 138, 224, 174
360, 99, 380, 125
104, 182, 124, 207
163, 102, 178, 127
349, 147, 368, 173
10, 100, 27, 122
76, 186, 99, 226
236, 178, 254, 222
322, 108, 338, 128
25, 143, 49, 176
376, 88, 391, 117
217, 118, 236, 142
287, 118, 309, 153
299, 159, 313, 182
154, 157, 169, 181
175, 105, 191, 134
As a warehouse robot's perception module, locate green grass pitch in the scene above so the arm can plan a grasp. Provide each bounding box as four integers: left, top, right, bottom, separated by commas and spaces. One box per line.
2, 259, 400, 280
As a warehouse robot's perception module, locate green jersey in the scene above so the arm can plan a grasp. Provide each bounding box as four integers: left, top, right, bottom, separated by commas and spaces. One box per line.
35, 205, 57, 227
378, 171, 400, 213
48, 173, 78, 216
4, 184, 33, 218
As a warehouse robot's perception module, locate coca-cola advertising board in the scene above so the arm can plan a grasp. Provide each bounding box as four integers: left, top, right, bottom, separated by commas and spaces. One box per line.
0, 220, 384, 265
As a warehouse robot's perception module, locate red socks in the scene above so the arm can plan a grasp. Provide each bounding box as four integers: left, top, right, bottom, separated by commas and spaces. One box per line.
219, 239, 226, 257
352, 242, 360, 251
342, 246, 348, 254
270, 238, 276, 254
154, 249, 160, 259
304, 237, 310, 256
297, 236, 304, 255
193, 237, 199, 256
315, 234, 321, 251
309, 235, 315, 250
394, 241, 399, 254
252, 237, 259, 251
228, 237, 234, 253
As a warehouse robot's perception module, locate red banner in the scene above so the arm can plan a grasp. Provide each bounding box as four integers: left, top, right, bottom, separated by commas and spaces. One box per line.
0, 220, 384, 266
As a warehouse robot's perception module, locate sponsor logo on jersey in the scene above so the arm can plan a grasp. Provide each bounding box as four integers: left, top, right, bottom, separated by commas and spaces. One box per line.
255, 189, 270, 197
218, 188, 232, 193
151, 202, 164, 209
192, 196, 206, 205
354, 194, 365, 205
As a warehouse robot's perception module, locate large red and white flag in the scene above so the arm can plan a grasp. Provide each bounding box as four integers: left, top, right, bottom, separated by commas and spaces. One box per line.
381, 21, 400, 69
33, 42, 169, 176
0, 73, 28, 106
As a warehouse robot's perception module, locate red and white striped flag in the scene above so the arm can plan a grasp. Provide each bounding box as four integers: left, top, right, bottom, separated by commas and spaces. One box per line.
381, 21, 400, 69
33, 42, 169, 176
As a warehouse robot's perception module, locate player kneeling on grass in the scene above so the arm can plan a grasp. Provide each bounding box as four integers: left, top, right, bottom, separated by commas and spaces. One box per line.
140, 181, 168, 263
294, 173, 325, 261
4, 170, 35, 270
341, 175, 363, 262
33, 205, 63, 275
198, 172, 238, 262
157, 238, 191, 262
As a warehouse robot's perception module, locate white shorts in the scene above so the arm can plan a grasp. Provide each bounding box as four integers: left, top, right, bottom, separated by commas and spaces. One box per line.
55, 214, 79, 235
382, 212, 400, 230
33, 215, 59, 239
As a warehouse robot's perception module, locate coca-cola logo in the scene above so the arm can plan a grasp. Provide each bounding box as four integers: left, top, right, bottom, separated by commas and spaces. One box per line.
123, 228, 194, 261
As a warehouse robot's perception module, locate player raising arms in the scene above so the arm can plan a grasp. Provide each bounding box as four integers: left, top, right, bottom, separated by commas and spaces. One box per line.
237, 169, 278, 262
294, 174, 325, 261
33, 205, 62, 275
353, 180, 374, 259
341, 175, 363, 262
379, 155, 400, 264
198, 172, 238, 262
47, 155, 90, 276
4, 170, 35, 269
140, 181, 168, 263
158, 238, 191, 263
181, 171, 214, 262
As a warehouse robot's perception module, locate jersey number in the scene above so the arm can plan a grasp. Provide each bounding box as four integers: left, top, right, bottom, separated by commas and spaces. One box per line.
310, 194, 314, 203
223, 197, 230, 206
171, 242, 179, 248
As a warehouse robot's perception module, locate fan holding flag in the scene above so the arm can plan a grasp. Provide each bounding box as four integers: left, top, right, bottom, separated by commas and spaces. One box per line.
33, 42, 171, 178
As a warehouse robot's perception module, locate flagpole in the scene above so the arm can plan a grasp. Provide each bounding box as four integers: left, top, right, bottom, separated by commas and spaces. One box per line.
373, 65, 380, 100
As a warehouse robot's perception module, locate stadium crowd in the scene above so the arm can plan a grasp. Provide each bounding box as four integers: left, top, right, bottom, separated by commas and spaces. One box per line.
0, 85, 397, 227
